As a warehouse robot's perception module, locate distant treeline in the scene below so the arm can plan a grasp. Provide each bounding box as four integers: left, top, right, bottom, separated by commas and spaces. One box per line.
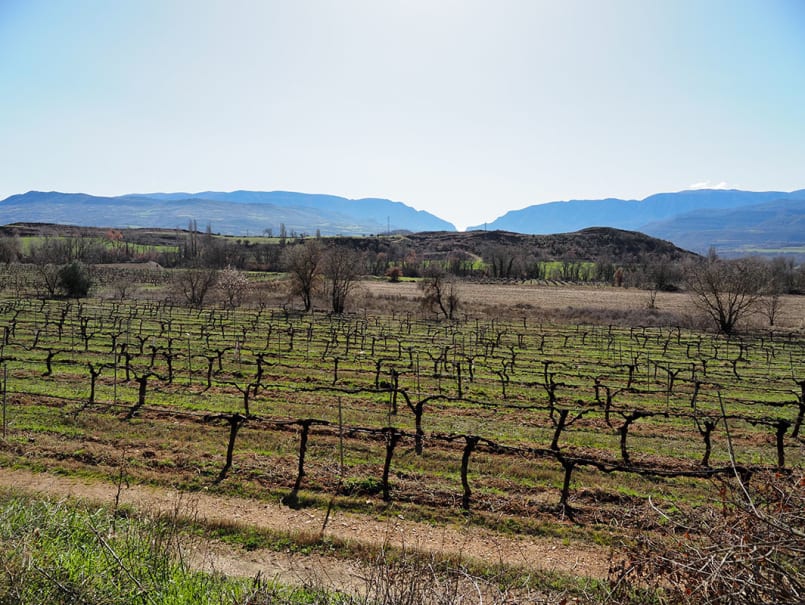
1, 222, 804, 293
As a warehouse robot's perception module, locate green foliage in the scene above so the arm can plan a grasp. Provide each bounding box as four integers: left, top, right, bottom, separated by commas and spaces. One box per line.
58, 261, 92, 298
340, 476, 383, 496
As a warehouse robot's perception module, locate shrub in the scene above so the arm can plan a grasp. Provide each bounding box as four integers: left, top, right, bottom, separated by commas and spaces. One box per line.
385, 266, 403, 282
58, 261, 92, 298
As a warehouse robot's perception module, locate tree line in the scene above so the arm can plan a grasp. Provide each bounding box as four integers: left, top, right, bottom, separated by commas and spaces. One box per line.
1, 224, 804, 334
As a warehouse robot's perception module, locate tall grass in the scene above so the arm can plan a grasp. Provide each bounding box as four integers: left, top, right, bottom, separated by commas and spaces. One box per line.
0, 491, 326, 604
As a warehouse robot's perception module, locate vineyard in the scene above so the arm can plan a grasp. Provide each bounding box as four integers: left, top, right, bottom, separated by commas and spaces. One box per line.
1, 294, 803, 530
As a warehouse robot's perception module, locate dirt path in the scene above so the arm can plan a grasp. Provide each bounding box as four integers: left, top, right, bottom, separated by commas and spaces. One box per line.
0, 468, 610, 589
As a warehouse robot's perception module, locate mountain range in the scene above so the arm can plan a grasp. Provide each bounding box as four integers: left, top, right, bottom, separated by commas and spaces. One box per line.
1, 188, 804, 258
0, 190, 455, 236
469, 189, 805, 257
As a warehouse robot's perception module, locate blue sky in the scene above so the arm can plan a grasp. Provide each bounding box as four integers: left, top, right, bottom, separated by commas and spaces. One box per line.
1, 0, 804, 230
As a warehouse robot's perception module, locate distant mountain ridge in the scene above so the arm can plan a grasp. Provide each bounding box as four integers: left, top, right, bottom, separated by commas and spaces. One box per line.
468, 188, 805, 257
2, 187, 804, 257
0, 190, 456, 235
643, 198, 805, 254
468, 189, 805, 233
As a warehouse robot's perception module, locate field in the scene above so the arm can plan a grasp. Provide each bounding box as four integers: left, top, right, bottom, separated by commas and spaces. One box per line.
0, 277, 803, 602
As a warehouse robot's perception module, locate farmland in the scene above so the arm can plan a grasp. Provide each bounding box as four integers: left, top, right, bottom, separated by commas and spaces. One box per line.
0, 276, 803, 602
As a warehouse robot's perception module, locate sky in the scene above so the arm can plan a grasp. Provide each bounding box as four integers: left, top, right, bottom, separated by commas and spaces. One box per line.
1, 0, 804, 230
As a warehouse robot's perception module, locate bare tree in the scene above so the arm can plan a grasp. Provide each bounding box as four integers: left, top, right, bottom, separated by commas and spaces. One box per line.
282, 240, 323, 312
33, 263, 62, 298
182, 219, 200, 260
420, 265, 460, 320
29, 236, 74, 265
322, 245, 361, 314
685, 254, 767, 335
0, 236, 20, 264
644, 254, 683, 291
758, 286, 785, 327
175, 265, 218, 308
28, 237, 68, 298
758, 258, 789, 327
482, 244, 524, 279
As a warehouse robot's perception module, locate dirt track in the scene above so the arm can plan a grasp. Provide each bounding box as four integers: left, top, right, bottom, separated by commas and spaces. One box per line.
0, 467, 610, 590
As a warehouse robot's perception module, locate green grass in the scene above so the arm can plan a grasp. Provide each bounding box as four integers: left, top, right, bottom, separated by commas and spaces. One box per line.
0, 489, 614, 604
0, 490, 337, 605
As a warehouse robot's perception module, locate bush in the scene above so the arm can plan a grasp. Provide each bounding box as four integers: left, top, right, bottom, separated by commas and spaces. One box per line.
58, 262, 92, 298
385, 266, 403, 282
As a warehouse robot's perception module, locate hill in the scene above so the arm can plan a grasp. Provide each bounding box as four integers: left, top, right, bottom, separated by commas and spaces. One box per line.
398, 226, 694, 263
0, 190, 456, 236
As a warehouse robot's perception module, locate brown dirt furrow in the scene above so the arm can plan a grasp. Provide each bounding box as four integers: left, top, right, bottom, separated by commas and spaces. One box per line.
0, 467, 609, 584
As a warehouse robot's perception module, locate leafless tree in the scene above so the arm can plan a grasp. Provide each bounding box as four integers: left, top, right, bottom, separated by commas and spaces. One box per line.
420, 265, 460, 320
174, 265, 218, 308
0, 236, 20, 264
757, 259, 789, 327
281, 240, 323, 312
110, 276, 137, 300
33, 263, 62, 298
29, 236, 74, 265
758, 288, 784, 327
685, 253, 767, 335
28, 237, 68, 298
322, 245, 361, 314
482, 244, 524, 279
